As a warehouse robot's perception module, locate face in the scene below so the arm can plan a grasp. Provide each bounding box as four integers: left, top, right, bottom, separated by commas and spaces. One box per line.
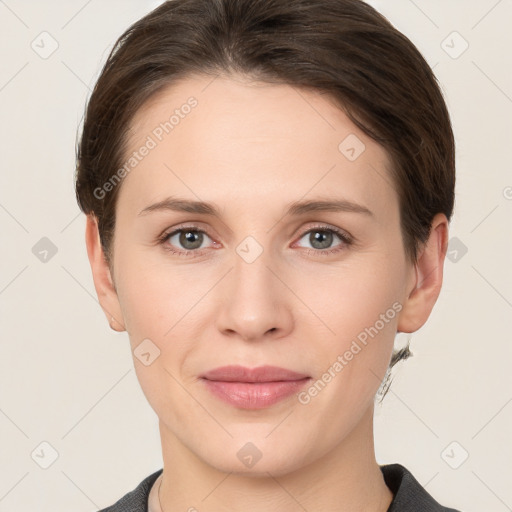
95, 73, 421, 476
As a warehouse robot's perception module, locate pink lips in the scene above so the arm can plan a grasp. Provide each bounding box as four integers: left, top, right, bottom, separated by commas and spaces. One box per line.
200, 365, 311, 409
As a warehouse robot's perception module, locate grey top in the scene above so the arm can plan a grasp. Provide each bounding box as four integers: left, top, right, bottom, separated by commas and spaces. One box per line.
98, 463, 462, 511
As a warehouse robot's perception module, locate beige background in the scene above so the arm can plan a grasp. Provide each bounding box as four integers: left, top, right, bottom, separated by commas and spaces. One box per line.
0, 0, 511, 510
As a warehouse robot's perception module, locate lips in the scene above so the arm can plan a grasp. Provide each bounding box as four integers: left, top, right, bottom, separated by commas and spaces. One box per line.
200, 365, 309, 382
200, 365, 311, 409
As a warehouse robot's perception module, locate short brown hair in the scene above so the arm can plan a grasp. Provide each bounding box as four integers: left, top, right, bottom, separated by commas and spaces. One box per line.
74, 0, 455, 395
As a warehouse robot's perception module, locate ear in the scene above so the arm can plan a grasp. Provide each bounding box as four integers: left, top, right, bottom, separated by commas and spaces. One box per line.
397, 213, 449, 333
85, 214, 126, 332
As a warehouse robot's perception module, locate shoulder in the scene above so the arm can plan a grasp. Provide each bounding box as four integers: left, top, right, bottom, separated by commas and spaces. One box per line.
381, 463, 462, 512
98, 468, 163, 512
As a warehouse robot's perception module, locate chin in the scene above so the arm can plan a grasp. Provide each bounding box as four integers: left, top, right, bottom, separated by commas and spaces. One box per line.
199, 436, 310, 478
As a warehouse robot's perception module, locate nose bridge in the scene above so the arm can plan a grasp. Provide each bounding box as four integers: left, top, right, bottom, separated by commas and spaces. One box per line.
231, 236, 278, 307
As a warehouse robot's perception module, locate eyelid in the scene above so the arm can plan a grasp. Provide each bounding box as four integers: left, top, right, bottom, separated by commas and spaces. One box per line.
298, 222, 353, 242
157, 222, 214, 241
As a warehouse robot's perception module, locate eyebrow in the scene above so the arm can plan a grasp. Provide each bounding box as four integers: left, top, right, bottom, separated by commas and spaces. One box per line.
138, 196, 374, 218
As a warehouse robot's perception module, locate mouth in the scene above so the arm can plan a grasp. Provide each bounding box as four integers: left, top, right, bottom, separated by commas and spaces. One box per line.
200, 365, 311, 409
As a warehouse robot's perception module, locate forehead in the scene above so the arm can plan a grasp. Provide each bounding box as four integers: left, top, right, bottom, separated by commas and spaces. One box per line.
119, 73, 397, 220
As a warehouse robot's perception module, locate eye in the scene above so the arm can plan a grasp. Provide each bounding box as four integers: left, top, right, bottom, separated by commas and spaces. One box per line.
158, 226, 215, 256
294, 225, 352, 255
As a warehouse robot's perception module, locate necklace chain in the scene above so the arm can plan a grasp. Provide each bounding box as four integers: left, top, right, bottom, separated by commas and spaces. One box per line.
157, 474, 164, 512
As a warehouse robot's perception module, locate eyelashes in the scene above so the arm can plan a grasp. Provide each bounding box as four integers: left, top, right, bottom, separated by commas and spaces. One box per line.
157, 223, 353, 258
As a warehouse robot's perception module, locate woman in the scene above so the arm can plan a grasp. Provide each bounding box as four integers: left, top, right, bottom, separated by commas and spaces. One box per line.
75, 0, 461, 510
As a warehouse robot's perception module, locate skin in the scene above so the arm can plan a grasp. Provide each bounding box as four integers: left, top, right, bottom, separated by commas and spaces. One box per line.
85, 73, 448, 512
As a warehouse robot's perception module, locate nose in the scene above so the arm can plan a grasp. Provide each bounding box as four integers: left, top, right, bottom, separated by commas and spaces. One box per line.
214, 246, 294, 343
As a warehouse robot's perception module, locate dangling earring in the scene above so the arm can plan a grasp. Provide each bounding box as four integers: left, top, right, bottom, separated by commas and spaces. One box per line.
375, 332, 413, 403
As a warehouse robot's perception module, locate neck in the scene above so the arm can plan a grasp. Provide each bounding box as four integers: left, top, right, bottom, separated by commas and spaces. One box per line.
157, 405, 393, 512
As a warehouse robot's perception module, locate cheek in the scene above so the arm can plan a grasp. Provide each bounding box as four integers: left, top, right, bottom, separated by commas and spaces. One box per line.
305, 255, 404, 338
115, 260, 197, 418
113, 250, 204, 392
294, 273, 401, 430
297, 255, 404, 391
114, 247, 199, 340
